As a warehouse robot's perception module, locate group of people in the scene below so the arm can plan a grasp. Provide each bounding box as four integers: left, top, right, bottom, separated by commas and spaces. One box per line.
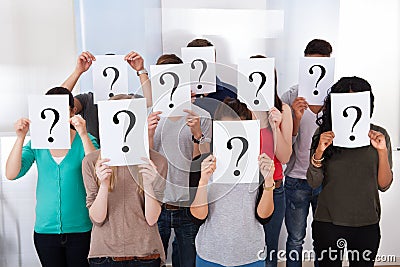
5, 38, 393, 267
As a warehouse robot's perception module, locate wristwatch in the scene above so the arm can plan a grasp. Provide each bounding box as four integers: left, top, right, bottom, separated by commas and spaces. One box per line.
136, 68, 148, 76
192, 134, 205, 144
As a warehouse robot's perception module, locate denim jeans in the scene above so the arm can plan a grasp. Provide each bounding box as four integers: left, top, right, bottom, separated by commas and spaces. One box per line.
33, 231, 91, 267
263, 184, 285, 267
196, 255, 266, 267
88, 257, 161, 267
157, 207, 199, 267
284, 176, 321, 267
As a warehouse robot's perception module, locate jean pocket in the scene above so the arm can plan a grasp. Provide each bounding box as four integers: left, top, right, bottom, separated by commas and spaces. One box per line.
89, 257, 109, 265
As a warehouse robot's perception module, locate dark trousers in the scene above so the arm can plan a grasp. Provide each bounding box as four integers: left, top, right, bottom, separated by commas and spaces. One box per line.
34, 231, 91, 267
312, 221, 380, 267
157, 207, 199, 267
88, 257, 161, 267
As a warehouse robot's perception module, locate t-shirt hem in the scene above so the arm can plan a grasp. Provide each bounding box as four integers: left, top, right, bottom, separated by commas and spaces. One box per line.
314, 218, 380, 227
196, 251, 261, 267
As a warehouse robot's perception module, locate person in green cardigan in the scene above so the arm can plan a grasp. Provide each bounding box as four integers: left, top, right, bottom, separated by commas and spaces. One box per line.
5, 87, 99, 267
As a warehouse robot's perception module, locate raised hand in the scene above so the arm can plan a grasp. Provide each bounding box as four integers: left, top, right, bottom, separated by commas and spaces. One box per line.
183, 109, 202, 139
268, 107, 283, 129
139, 158, 159, 186
147, 111, 162, 138
14, 118, 30, 138
70, 115, 87, 136
316, 131, 335, 158
200, 154, 216, 183
124, 51, 145, 72
291, 97, 308, 120
95, 158, 112, 185
75, 51, 96, 74
259, 153, 275, 181
369, 130, 387, 151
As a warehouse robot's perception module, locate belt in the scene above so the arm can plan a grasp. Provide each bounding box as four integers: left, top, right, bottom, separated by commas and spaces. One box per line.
275, 179, 283, 188
162, 203, 183, 210
112, 253, 160, 262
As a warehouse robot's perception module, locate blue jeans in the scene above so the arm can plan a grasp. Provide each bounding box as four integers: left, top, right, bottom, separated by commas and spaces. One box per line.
285, 176, 321, 267
157, 207, 199, 267
263, 184, 285, 267
88, 257, 161, 266
196, 255, 265, 267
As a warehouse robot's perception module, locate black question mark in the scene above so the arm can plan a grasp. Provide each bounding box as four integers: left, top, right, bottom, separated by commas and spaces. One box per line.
191, 59, 207, 90
40, 108, 60, 143
249, 71, 267, 105
160, 72, 180, 109
113, 110, 136, 153
103, 67, 120, 98
227, 136, 249, 176
308, 65, 326, 96
343, 106, 362, 141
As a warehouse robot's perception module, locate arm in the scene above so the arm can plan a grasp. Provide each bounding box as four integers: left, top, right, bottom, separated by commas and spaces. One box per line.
369, 130, 393, 191
291, 97, 308, 137
190, 154, 216, 220
139, 158, 163, 226
306, 131, 335, 189
256, 153, 275, 221
70, 115, 97, 155
5, 118, 33, 180
184, 109, 210, 158
61, 52, 96, 92
269, 104, 293, 164
125, 51, 152, 108
86, 158, 112, 224
147, 112, 162, 149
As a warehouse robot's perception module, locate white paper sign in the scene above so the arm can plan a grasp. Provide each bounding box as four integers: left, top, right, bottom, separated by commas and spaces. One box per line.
237, 58, 275, 111
181, 46, 216, 95
98, 98, 149, 166
298, 57, 335, 105
92, 55, 129, 103
28, 95, 70, 149
331, 91, 370, 148
150, 63, 191, 117
212, 121, 260, 184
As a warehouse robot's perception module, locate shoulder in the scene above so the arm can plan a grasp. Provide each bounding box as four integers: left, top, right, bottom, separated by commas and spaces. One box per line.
281, 103, 291, 114
280, 85, 299, 104
82, 150, 100, 167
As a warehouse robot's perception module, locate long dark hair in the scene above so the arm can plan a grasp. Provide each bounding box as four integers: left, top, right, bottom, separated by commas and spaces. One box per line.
214, 97, 252, 121
310, 76, 375, 159
250, 55, 282, 111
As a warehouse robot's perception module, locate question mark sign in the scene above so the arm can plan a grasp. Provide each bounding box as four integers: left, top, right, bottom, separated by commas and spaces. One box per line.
343, 106, 362, 141
41, 108, 60, 143
160, 72, 180, 109
309, 65, 326, 96
103, 67, 120, 98
113, 110, 136, 153
227, 136, 249, 176
249, 71, 267, 105
191, 59, 207, 90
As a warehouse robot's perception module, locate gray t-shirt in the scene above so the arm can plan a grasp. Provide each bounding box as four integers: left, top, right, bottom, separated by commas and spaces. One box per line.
195, 183, 266, 266
75, 92, 100, 144
281, 85, 320, 179
153, 104, 212, 203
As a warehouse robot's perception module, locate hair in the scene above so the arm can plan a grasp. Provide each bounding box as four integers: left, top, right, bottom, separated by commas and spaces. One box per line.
156, 54, 183, 65
95, 93, 144, 192
249, 55, 283, 111
45, 87, 74, 109
311, 76, 375, 160
187, 38, 213, 47
304, 39, 332, 56
214, 97, 253, 121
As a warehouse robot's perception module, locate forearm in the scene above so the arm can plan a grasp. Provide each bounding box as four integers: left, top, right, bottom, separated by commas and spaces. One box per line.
89, 184, 109, 224
256, 189, 274, 219
80, 133, 96, 155
190, 180, 209, 220
5, 137, 24, 180
377, 149, 393, 190
273, 128, 292, 164
149, 135, 154, 149
143, 183, 162, 226
61, 70, 82, 92
292, 117, 301, 136
139, 74, 153, 108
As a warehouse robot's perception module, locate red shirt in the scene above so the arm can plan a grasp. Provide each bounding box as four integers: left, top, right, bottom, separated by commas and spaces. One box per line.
260, 128, 283, 181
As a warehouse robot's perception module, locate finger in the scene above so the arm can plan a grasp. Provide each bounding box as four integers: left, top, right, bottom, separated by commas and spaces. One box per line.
183, 109, 198, 116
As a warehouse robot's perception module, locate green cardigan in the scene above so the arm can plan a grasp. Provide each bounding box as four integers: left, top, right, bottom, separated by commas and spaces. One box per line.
16, 133, 99, 234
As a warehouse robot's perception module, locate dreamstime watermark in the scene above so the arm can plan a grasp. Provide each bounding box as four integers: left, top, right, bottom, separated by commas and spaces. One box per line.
257, 238, 397, 263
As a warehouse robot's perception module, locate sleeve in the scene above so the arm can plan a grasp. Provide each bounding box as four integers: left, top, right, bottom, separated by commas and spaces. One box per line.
187, 153, 210, 226
81, 153, 99, 209
15, 141, 36, 179
200, 116, 212, 143
378, 127, 393, 192
149, 149, 167, 202
255, 183, 273, 225
88, 133, 100, 149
